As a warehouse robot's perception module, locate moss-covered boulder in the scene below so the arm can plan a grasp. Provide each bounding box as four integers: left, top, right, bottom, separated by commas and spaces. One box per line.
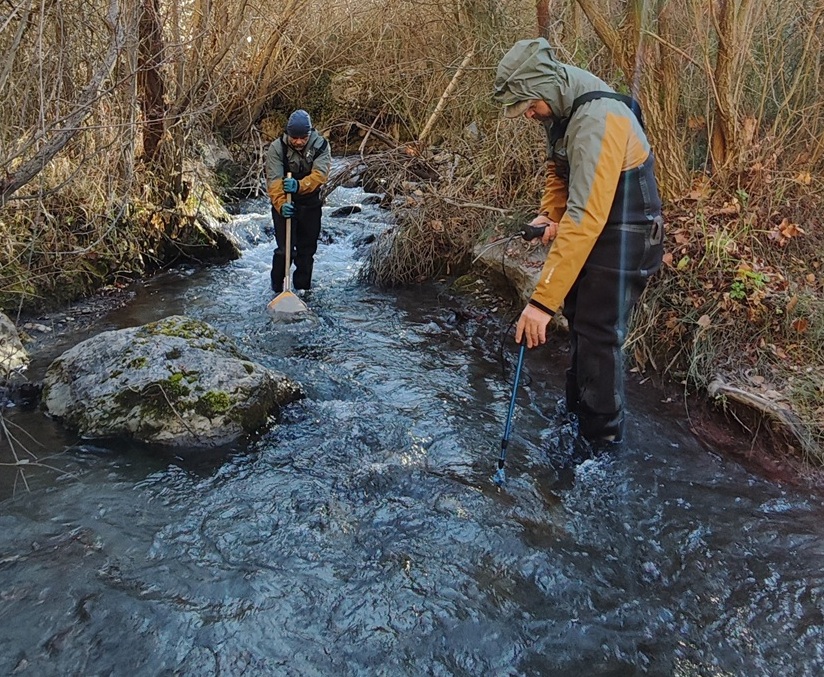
41, 315, 302, 448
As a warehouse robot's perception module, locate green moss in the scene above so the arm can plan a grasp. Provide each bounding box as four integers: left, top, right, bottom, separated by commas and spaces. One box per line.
452, 274, 480, 292
243, 362, 255, 375
127, 357, 148, 369
194, 390, 232, 419
166, 372, 189, 395
114, 372, 192, 420
138, 317, 218, 341
135, 317, 244, 359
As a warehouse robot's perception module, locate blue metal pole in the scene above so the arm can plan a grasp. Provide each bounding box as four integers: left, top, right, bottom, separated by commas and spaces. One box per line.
493, 342, 526, 487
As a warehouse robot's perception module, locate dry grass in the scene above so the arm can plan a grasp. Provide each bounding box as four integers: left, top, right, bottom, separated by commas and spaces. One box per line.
627, 173, 824, 461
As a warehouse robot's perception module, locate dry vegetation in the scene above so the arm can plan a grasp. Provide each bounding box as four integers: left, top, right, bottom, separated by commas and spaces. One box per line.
0, 0, 822, 461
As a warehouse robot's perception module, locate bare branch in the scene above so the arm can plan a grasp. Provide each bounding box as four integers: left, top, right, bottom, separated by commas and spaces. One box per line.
0, 0, 125, 206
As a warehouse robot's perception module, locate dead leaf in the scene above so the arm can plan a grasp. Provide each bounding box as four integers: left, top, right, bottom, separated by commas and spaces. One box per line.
780, 219, 804, 239
770, 344, 788, 359
736, 262, 754, 276
794, 172, 812, 186
786, 295, 798, 314
430, 219, 444, 233
662, 251, 674, 267
769, 218, 806, 246
791, 318, 809, 333
807, 273, 817, 284
716, 202, 740, 215
697, 314, 712, 328
686, 176, 711, 201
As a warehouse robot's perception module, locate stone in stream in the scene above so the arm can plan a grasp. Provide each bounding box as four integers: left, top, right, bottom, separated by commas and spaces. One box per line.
328, 205, 362, 218
42, 315, 302, 448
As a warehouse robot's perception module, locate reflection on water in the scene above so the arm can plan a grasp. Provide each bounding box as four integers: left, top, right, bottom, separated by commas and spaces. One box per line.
2, 180, 824, 676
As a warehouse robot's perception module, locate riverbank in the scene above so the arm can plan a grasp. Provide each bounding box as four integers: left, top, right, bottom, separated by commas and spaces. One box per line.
464, 235, 824, 490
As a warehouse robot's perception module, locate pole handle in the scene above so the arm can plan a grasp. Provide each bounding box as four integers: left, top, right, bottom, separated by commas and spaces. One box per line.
521, 224, 547, 241
283, 172, 293, 292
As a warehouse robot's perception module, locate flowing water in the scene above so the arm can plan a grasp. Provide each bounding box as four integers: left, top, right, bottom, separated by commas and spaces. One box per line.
1, 179, 823, 676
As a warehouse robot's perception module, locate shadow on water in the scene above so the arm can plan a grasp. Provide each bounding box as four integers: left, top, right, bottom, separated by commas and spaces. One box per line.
2, 174, 824, 676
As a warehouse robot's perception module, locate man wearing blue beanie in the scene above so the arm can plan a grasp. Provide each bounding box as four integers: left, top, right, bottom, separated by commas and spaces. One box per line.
264, 109, 332, 293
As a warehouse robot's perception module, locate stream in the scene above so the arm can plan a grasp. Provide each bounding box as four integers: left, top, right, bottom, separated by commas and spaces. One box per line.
1, 178, 823, 676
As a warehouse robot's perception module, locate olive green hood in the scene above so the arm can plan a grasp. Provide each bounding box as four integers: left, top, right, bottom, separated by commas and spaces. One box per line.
493, 38, 611, 119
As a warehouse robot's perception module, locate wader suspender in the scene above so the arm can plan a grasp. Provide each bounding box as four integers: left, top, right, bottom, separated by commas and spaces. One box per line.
550, 92, 646, 146
280, 134, 329, 180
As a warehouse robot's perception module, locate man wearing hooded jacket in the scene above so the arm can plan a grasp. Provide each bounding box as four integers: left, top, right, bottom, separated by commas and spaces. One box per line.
265, 109, 332, 293
494, 38, 665, 445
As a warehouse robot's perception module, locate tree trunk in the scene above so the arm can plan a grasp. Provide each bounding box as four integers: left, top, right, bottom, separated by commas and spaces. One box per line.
651, 0, 691, 195
709, 0, 757, 173
536, 0, 551, 40
574, 0, 690, 198
137, 0, 166, 163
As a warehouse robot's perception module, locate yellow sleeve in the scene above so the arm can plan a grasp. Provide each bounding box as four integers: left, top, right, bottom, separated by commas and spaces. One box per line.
530, 112, 631, 313
297, 169, 329, 196
538, 163, 568, 223
267, 179, 287, 210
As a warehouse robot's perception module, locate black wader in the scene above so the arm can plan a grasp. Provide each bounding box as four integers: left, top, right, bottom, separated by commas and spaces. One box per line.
270, 203, 322, 292
562, 155, 664, 442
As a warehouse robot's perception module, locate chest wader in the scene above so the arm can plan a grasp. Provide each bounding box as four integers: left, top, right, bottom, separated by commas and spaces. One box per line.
551, 94, 665, 443
270, 135, 328, 292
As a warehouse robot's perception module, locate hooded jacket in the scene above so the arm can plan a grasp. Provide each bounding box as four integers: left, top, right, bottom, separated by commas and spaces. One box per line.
494, 38, 659, 316
265, 129, 332, 209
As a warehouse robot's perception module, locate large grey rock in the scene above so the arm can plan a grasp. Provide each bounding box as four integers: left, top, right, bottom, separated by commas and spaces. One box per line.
472, 238, 543, 304
472, 239, 568, 331
42, 316, 301, 448
0, 311, 29, 381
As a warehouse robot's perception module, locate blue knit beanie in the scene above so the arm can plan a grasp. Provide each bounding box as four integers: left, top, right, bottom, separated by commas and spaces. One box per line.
286, 109, 312, 137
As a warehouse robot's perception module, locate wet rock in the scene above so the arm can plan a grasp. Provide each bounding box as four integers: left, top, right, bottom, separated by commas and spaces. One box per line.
222, 203, 274, 249
0, 312, 29, 382
328, 205, 362, 218
471, 239, 542, 304
41, 316, 302, 448
351, 233, 377, 259
471, 241, 569, 330
1, 382, 42, 409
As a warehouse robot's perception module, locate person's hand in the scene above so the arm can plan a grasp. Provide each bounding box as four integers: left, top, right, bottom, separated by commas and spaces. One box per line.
515, 303, 552, 348
283, 177, 298, 194
529, 214, 559, 245
280, 202, 295, 217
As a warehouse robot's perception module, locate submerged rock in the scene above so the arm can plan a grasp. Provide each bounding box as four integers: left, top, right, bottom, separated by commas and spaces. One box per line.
329, 205, 362, 218
42, 315, 302, 448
